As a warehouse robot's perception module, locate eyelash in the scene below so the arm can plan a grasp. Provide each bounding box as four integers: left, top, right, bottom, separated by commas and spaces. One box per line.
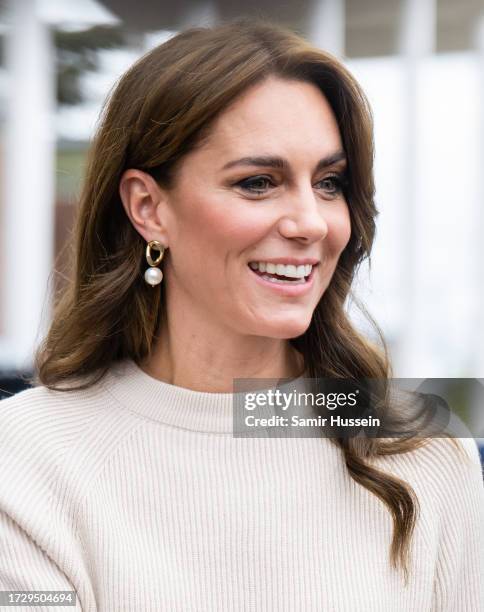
235, 173, 347, 198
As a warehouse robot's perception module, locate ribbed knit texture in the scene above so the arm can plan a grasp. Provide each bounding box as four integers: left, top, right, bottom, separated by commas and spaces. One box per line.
0, 358, 483, 611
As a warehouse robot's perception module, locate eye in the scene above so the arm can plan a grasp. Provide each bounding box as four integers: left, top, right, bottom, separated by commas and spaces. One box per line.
315, 173, 346, 197
235, 175, 275, 195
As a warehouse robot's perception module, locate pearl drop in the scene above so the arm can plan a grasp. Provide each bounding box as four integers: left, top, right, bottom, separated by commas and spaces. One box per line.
144, 267, 163, 286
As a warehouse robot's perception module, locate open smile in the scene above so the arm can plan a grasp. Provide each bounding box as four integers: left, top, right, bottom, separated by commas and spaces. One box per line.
247, 262, 318, 296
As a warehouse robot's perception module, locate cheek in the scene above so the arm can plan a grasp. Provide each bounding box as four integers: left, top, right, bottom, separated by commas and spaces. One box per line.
178, 193, 269, 247
327, 206, 352, 255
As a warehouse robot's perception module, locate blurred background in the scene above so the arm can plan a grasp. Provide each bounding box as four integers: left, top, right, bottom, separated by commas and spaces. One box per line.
0, 0, 483, 449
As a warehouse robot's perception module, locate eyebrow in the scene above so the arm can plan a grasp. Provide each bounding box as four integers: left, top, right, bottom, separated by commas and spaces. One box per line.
221, 150, 347, 173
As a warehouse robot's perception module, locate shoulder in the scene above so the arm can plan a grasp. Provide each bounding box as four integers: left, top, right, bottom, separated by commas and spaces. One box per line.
0, 382, 111, 451
0, 372, 150, 562
0, 370, 148, 455
0, 375, 144, 509
376, 435, 482, 482
418, 436, 483, 491
0, 382, 107, 481
375, 436, 484, 520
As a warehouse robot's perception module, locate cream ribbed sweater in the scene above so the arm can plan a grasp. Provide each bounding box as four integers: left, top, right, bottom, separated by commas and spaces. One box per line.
0, 358, 483, 611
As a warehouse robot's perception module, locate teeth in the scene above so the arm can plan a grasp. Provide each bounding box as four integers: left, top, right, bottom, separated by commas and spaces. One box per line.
248, 261, 314, 279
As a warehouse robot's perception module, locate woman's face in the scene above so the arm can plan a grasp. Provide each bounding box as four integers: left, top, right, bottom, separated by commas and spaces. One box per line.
159, 76, 351, 340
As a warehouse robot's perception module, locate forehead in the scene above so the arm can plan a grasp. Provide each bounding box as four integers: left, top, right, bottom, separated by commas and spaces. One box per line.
200, 76, 343, 161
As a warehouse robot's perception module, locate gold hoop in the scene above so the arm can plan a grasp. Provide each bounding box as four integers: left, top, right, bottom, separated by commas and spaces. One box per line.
146, 240, 165, 267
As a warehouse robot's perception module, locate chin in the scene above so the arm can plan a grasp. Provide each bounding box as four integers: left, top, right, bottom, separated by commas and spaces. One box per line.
256, 316, 312, 339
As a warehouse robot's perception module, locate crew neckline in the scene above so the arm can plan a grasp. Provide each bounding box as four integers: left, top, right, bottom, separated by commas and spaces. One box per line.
104, 358, 315, 434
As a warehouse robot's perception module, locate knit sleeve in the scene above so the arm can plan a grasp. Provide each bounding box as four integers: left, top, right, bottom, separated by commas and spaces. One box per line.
0, 509, 83, 611
430, 437, 484, 611
0, 387, 98, 612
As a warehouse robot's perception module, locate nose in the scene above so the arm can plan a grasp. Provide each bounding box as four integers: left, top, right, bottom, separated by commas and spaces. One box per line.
277, 189, 329, 243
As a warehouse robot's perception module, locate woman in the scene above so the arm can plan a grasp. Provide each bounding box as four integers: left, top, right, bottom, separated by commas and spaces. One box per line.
0, 18, 482, 612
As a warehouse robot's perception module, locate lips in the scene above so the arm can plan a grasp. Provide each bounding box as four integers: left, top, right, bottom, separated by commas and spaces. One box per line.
248, 257, 320, 266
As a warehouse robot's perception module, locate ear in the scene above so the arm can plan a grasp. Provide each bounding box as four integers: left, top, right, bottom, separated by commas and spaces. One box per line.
119, 169, 170, 246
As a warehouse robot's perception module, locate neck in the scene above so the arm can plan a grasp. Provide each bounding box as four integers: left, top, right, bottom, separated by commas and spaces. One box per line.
139, 317, 305, 393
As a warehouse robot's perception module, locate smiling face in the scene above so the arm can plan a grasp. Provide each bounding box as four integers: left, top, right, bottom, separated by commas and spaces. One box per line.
159, 76, 352, 340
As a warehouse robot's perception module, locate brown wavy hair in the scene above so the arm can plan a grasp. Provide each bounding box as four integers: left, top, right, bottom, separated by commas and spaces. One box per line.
32, 17, 463, 584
